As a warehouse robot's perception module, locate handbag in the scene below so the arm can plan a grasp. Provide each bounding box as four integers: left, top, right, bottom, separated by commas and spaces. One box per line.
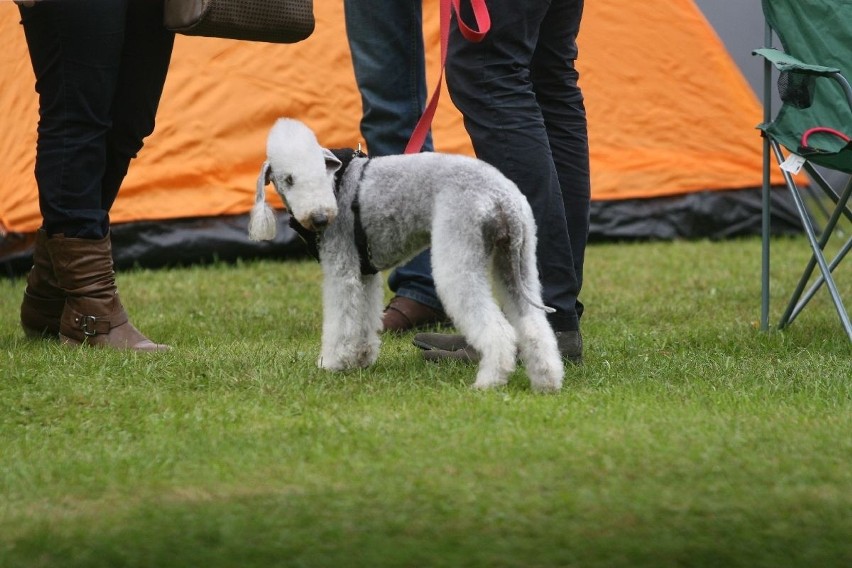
163, 0, 315, 44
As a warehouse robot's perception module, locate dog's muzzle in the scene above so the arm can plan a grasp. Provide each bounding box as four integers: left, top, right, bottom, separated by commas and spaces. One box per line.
311, 212, 330, 230
300, 209, 336, 232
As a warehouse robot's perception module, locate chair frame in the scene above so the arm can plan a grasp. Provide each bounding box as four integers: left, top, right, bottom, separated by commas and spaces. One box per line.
758, 13, 852, 342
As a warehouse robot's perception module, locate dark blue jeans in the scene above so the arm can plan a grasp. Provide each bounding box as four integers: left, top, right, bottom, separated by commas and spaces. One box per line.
19, 0, 174, 239
343, 0, 443, 312
446, 0, 590, 331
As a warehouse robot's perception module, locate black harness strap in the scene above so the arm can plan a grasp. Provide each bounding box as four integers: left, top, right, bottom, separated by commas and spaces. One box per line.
350, 160, 378, 275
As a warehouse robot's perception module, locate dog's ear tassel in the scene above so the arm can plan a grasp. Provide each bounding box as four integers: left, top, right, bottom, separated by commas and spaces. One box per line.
248, 161, 277, 241
248, 200, 277, 241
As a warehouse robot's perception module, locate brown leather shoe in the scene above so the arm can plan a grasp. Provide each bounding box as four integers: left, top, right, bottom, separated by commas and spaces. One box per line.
382, 296, 451, 333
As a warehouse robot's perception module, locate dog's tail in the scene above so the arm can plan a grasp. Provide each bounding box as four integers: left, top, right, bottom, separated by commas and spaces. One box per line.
508, 202, 556, 314
248, 161, 277, 241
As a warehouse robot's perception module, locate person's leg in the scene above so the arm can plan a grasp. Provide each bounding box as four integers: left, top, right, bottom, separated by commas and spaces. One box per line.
344, 0, 433, 156
18, 0, 127, 338
446, 0, 581, 332
344, 0, 446, 327
19, 0, 170, 351
531, 0, 590, 323
385, 251, 441, 308
20, 0, 130, 239
101, 0, 174, 218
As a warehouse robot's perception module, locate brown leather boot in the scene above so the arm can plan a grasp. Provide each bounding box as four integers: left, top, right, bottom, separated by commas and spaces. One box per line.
46, 233, 169, 352
20, 228, 65, 338
382, 295, 451, 332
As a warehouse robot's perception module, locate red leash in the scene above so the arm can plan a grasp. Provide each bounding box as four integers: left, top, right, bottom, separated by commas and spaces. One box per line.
403, 0, 491, 154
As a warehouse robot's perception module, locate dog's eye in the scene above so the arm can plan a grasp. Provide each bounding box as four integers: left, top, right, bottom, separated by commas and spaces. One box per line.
284, 174, 294, 186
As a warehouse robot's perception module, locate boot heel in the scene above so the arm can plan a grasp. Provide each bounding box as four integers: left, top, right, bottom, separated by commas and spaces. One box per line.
20, 229, 65, 338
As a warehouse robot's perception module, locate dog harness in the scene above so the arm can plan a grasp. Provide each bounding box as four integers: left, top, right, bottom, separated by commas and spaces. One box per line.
288, 147, 378, 276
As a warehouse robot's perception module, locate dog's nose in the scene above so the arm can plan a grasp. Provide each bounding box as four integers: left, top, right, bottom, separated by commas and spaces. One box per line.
311, 212, 329, 229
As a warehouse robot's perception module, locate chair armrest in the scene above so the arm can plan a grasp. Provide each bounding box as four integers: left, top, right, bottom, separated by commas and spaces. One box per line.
753, 48, 840, 76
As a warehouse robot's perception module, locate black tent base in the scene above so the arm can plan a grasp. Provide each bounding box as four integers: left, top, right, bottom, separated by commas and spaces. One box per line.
588, 186, 802, 242
1, 186, 802, 278
0, 212, 309, 278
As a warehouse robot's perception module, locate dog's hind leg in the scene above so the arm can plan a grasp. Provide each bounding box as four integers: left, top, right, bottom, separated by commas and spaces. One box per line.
431, 227, 517, 389
493, 251, 563, 392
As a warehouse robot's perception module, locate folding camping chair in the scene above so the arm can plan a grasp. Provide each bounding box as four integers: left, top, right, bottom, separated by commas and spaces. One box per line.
754, 0, 852, 343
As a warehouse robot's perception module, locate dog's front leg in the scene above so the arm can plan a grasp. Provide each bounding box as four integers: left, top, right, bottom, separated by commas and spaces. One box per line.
318, 260, 381, 371
357, 272, 384, 365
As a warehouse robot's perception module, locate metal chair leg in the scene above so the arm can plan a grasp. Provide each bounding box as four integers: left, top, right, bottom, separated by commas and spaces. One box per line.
771, 141, 852, 342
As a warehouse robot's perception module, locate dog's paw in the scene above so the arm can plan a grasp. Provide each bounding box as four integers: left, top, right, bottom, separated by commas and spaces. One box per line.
317, 355, 349, 371
527, 362, 564, 393
530, 377, 563, 393
354, 345, 379, 368
471, 372, 509, 390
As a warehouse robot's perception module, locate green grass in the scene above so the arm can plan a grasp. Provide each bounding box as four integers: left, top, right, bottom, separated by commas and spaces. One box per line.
1, 236, 850, 568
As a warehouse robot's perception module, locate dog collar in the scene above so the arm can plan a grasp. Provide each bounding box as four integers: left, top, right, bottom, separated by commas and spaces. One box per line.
330, 146, 367, 195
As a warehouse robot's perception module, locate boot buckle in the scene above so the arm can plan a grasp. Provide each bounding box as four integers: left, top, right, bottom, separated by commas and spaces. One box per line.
80, 315, 99, 337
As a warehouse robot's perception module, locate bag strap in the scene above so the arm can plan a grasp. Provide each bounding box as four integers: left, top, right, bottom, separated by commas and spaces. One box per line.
403, 0, 491, 155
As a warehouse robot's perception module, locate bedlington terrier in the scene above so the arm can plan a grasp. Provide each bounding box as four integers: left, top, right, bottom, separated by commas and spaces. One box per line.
248, 118, 563, 391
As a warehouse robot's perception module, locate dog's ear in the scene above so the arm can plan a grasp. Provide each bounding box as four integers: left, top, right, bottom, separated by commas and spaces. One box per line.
323, 148, 342, 176
248, 160, 277, 241
263, 160, 273, 186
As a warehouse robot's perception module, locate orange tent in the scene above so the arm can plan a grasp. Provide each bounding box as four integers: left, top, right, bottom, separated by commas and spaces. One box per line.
0, 1, 799, 269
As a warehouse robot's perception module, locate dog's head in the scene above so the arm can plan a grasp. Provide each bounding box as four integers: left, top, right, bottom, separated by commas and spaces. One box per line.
264, 118, 341, 231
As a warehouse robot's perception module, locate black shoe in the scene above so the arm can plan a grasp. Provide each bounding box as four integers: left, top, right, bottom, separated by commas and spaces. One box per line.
412, 332, 469, 352
420, 346, 480, 364
414, 332, 480, 364
556, 330, 583, 365
414, 330, 583, 365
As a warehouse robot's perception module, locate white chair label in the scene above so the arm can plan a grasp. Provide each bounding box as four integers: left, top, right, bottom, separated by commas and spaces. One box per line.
780, 153, 806, 174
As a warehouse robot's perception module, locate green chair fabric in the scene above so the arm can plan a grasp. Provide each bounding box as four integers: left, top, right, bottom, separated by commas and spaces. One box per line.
755, 0, 852, 342
757, 0, 852, 173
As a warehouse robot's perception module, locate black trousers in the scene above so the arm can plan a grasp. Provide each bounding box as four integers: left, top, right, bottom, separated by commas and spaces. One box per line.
19, 0, 174, 239
446, 0, 590, 331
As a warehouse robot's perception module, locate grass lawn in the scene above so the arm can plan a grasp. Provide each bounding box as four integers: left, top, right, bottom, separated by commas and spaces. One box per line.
1, 236, 850, 568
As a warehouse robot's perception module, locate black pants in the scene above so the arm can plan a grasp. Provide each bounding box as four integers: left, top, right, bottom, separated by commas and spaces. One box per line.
19, 0, 174, 239
446, 0, 590, 331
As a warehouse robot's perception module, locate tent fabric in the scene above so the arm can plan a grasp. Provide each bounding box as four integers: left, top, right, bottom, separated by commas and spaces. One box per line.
1, 1, 794, 256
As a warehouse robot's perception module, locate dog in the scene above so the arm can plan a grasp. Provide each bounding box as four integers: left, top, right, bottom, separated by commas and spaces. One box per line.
248, 118, 563, 391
